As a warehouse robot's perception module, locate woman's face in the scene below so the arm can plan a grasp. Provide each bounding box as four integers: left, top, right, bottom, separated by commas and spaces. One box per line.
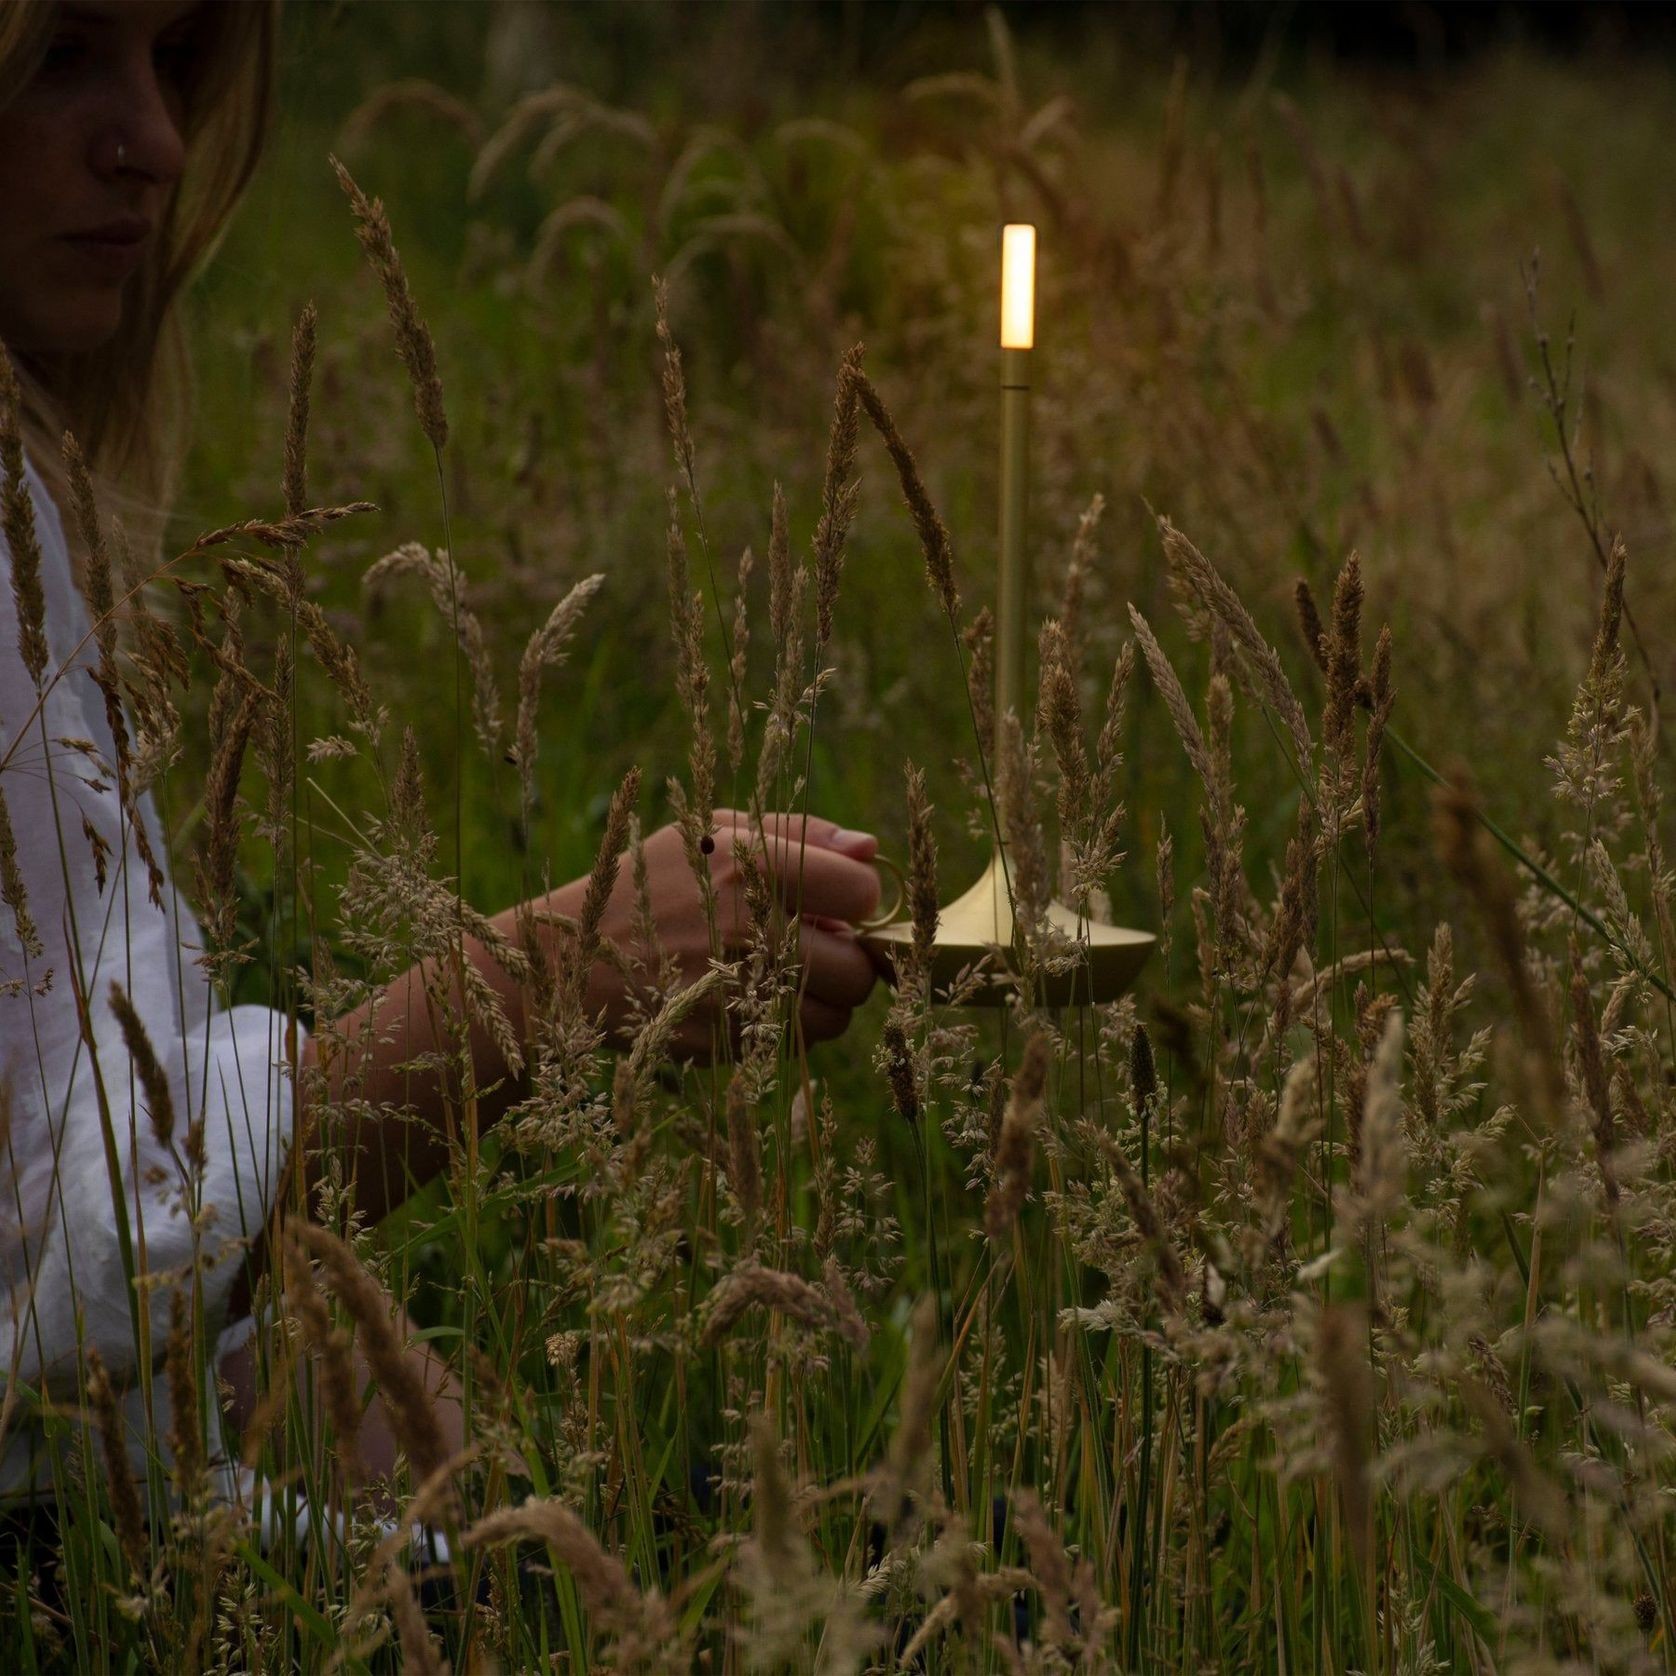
0, 1, 202, 356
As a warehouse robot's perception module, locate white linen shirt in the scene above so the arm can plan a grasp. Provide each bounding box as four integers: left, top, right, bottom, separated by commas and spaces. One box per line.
0, 454, 297, 1496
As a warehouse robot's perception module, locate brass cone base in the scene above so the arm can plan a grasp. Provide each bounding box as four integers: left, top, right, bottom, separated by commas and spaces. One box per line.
862, 849, 1154, 1008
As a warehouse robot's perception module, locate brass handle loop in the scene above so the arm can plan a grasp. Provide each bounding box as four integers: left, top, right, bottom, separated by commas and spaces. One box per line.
856, 852, 908, 933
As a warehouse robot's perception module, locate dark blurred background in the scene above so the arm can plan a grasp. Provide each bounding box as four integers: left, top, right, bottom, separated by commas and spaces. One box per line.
286, 1, 1676, 116
826, 1, 1676, 76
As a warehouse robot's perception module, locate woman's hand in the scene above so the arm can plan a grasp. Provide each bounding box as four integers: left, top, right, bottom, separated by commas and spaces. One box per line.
556, 808, 885, 1062
300, 808, 882, 1230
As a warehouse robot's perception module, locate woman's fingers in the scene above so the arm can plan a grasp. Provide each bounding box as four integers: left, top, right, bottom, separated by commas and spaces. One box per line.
780, 845, 881, 925
696, 814, 883, 1055
723, 808, 878, 864
667, 923, 871, 1057
797, 997, 853, 1045
710, 809, 883, 927
616, 814, 888, 1064
797, 921, 879, 1010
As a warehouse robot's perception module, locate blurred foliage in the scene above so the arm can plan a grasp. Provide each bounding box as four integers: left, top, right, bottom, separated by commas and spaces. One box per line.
177, 0, 1676, 1093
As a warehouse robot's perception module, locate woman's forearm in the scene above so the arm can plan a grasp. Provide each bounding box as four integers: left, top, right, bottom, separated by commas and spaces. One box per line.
290, 812, 878, 1229
298, 876, 595, 1226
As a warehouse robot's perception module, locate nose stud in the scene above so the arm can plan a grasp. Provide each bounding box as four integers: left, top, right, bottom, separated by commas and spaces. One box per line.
116, 141, 128, 167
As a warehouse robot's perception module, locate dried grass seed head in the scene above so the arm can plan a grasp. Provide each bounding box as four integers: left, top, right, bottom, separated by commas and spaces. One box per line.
195, 683, 259, 969
1128, 604, 1226, 837
282, 1229, 366, 1485
1013, 1489, 1077, 1651
562, 764, 641, 1021
1351, 1009, 1408, 1231
283, 301, 318, 520
749, 1408, 798, 1575
880, 1293, 943, 1536
1322, 550, 1363, 757
362, 541, 501, 756
1103, 1134, 1188, 1311
1158, 516, 1314, 777
1294, 576, 1328, 672
964, 605, 996, 752
813, 345, 865, 647
330, 156, 448, 451
62, 431, 113, 634
1589, 536, 1628, 687
1361, 624, 1395, 847
700, 1259, 868, 1352
1315, 1302, 1373, 1567
1037, 617, 1089, 830
0, 784, 42, 960
665, 496, 715, 847
985, 1029, 1050, 1241
724, 1067, 762, 1229
464, 1498, 645, 1636
1569, 942, 1620, 1204
998, 709, 1049, 937
1061, 492, 1105, 678
163, 1290, 203, 1498
291, 1222, 450, 1486
514, 571, 606, 813
1130, 1023, 1158, 1117
726, 542, 753, 773
768, 480, 794, 652
109, 980, 176, 1150
851, 366, 960, 619
653, 276, 697, 496
882, 1018, 920, 1124
85, 1347, 147, 1577
1432, 774, 1550, 1078
386, 1560, 451, 1676
0, 343, 49, 689
905, 761, 939, 974
1094, 638, 1135, 778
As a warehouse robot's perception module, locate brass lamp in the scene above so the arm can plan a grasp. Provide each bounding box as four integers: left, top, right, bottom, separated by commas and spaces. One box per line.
861, 225, 1154, 1008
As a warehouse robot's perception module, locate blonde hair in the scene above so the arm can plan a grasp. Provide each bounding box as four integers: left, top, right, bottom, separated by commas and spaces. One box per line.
0, 0, 279, 572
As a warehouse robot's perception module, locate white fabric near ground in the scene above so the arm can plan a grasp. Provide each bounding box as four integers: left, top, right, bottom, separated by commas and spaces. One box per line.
0, 453, 299, 1498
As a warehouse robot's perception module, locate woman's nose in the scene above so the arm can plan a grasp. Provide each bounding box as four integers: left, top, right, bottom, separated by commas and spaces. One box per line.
102, 58, 186, 188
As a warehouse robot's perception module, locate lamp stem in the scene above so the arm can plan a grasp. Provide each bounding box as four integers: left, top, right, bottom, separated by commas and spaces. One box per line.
996, 345, 1032, 778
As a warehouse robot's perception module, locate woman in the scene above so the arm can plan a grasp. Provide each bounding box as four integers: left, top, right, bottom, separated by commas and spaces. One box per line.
0, 0, 882, 1502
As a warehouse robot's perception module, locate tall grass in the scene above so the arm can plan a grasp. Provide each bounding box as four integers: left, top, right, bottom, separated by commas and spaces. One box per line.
4, 10, 1676, 1673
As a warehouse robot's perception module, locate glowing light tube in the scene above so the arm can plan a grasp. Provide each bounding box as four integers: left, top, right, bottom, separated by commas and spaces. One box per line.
1000, 223, 1036, 350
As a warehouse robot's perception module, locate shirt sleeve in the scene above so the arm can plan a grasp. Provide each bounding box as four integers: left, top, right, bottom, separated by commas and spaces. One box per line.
0, 454, 304, 1399
5, 1000, 305, 1400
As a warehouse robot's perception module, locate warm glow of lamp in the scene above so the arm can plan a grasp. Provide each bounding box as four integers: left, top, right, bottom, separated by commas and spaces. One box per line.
1000, 223, 1036, 349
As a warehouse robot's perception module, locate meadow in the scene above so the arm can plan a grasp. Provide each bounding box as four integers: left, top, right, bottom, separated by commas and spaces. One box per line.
9, 3, 1676, 1670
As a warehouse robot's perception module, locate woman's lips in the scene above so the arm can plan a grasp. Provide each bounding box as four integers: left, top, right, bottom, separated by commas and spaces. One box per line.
60, 229, 149, 281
